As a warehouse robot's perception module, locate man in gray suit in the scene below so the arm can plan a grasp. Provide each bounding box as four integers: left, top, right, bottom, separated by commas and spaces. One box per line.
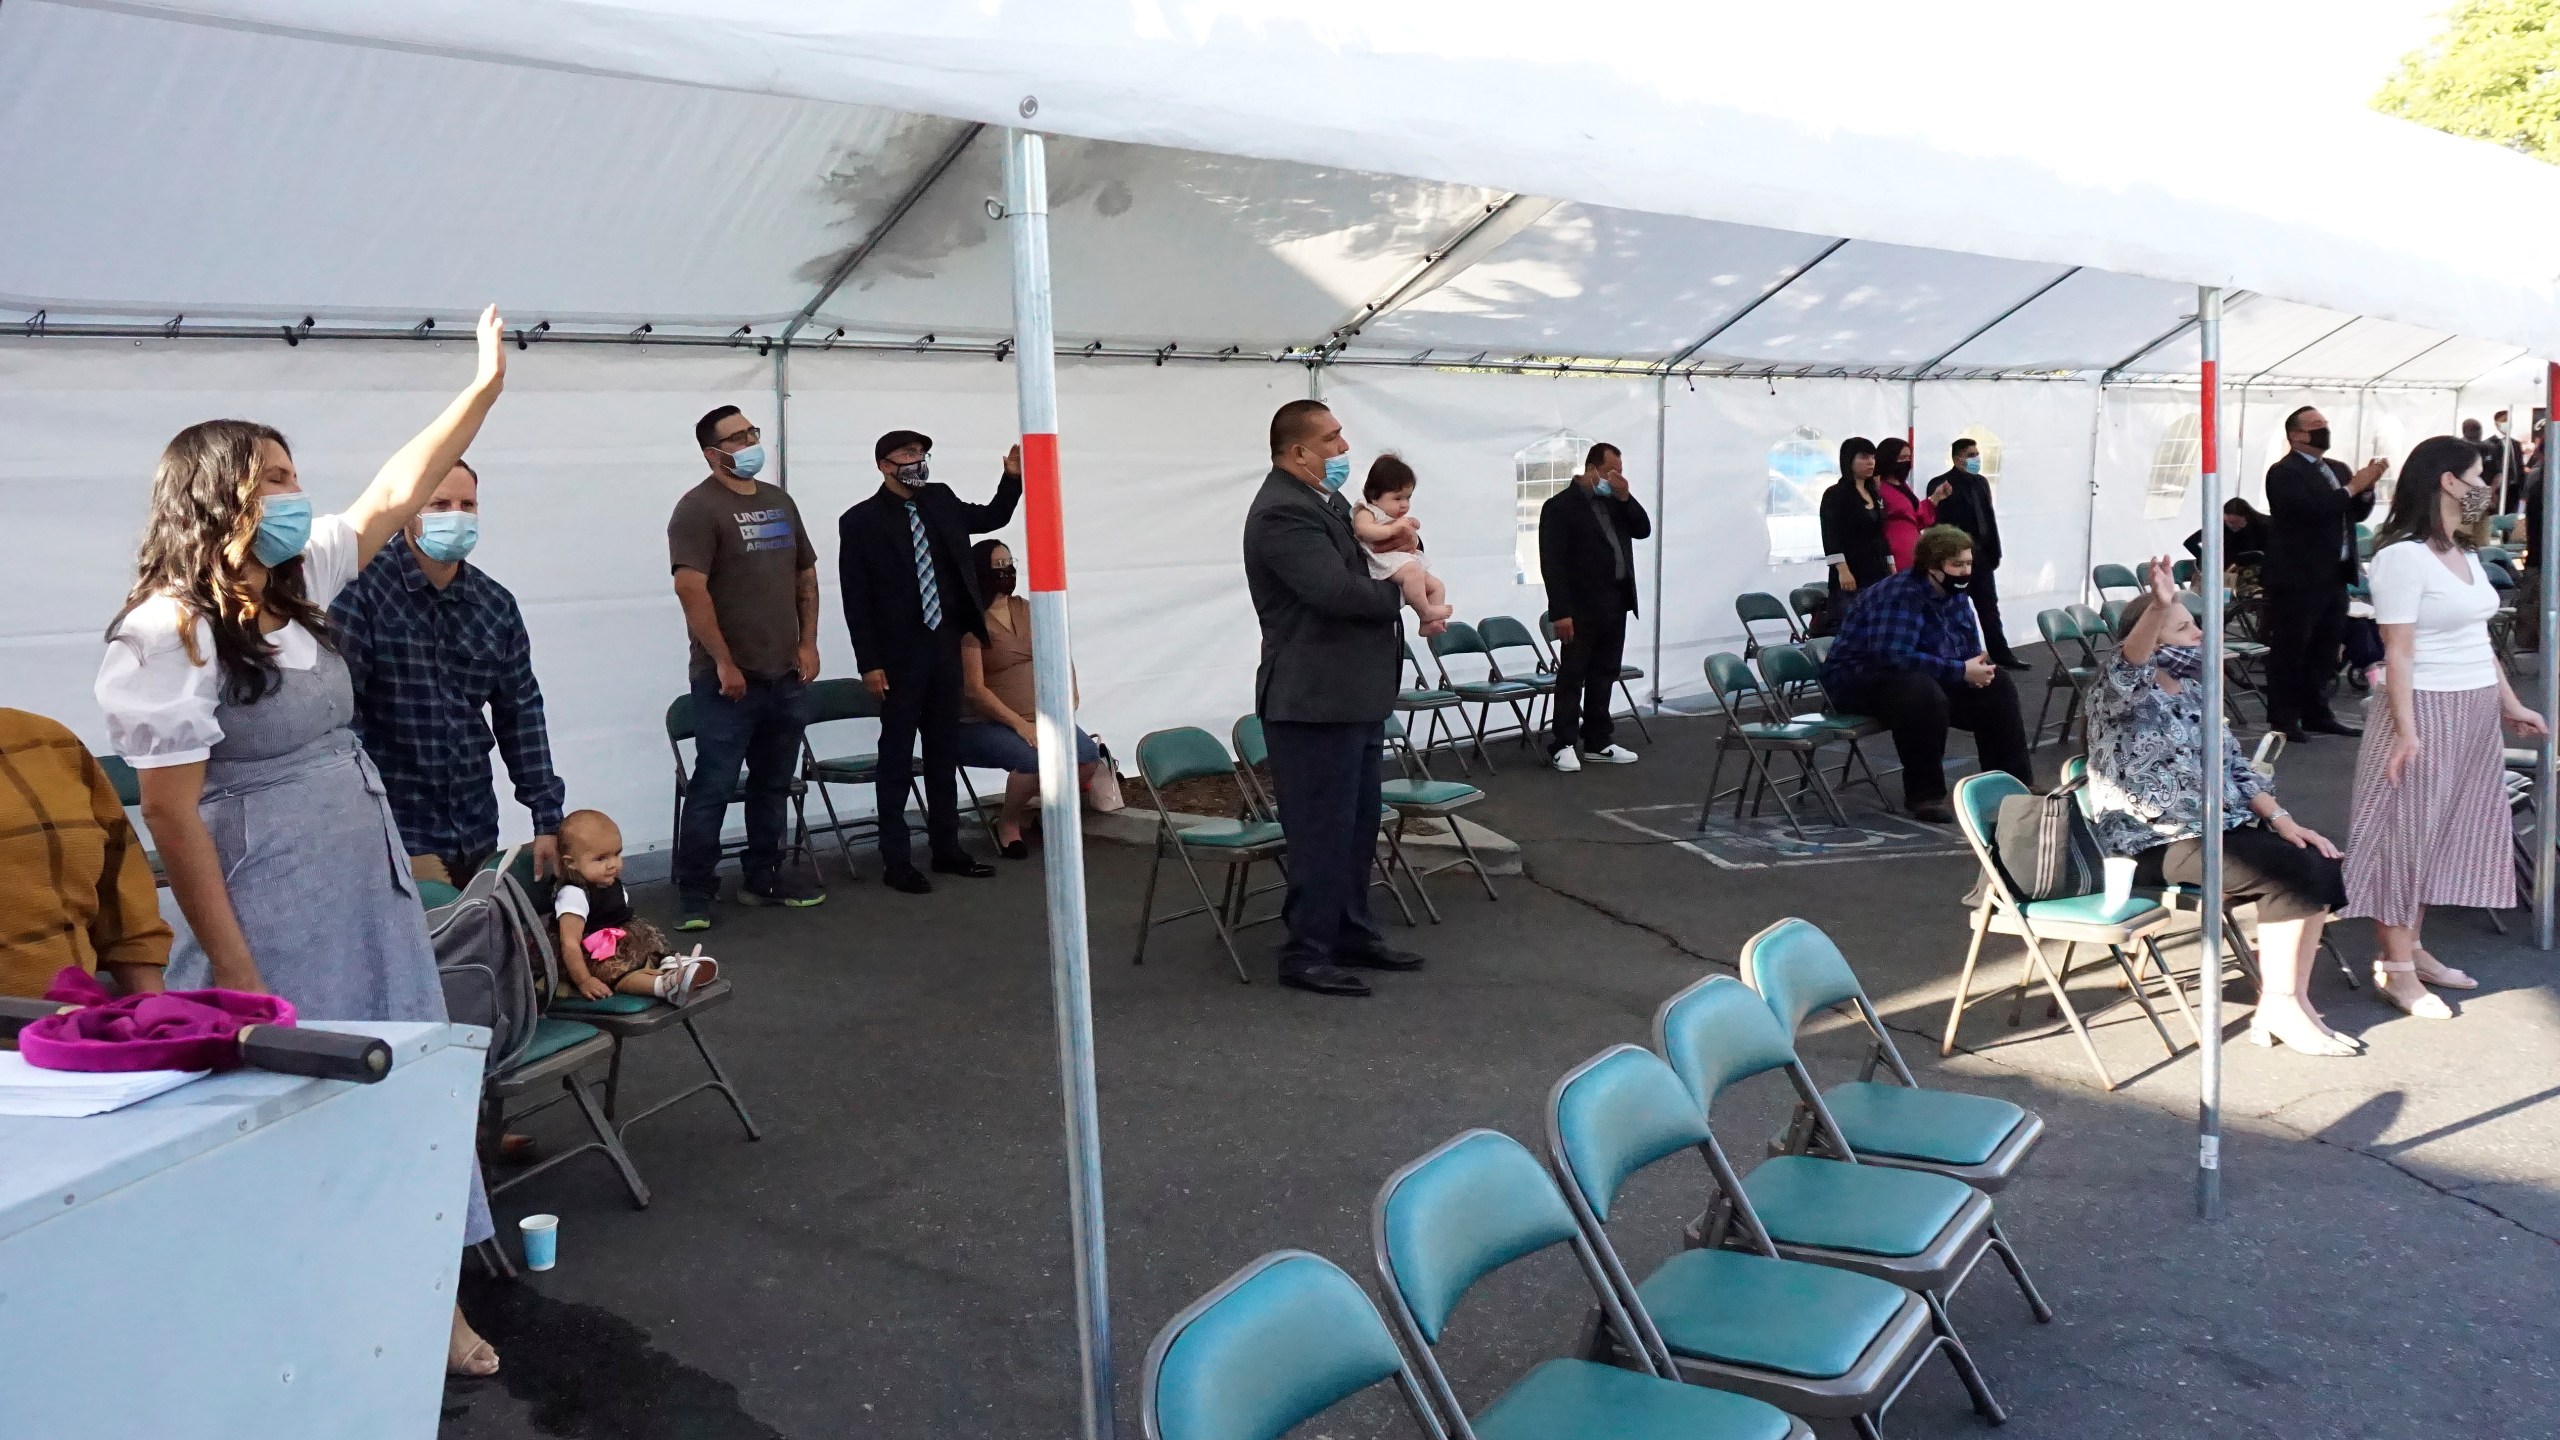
1243, 400, 1429, 996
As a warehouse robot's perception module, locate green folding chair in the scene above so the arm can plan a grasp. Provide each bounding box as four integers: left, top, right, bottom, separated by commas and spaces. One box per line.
1395, 628, 1473, 777
2171, 558, 2198, 588
1699, 652, 1851, 838
1753, 645, 1890, 808
1374, 1129, 1810, 1440
1544, 1044, 1978, 1438
1946, 772, 2194, 1091
1788, 585, 1829, 637
2089, 563, 2140, 599
1131, 727, 1287, 982
1537, 611, 1653, 742
2064, 603, 2110, 661
796, 677, 997, 879
1735, 591, 1799, 660
1742, 918, 2047, 1198
1476, 615, 1559, 734
665, 691, 814, 880
1139, 1250, 1441, 1440
1232, 715, 1423, 929
2029, 609, 2093, 747
1428, 622, 1542, 772
1381, 715, 1499, 905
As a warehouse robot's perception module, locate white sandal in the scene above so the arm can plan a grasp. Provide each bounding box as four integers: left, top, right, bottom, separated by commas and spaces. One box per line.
2373, 960, 2454, 1020
651, 947, 720, 1006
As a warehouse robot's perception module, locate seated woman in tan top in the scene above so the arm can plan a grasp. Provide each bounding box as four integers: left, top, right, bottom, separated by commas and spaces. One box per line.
956, 540, 1102, 859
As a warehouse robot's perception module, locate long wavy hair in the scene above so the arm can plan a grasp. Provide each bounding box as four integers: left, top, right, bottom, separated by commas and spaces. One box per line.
2373, 434, 2484, 556
107, 419, 336, 705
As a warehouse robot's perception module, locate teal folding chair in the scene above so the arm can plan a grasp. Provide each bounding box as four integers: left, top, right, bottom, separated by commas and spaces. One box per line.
2089, 563, 2140, 599
2099, 598, 2128, 637
1537, 611, 1652, 742
1381, 716, 1499, 904
1788, 586, 1829, 637
1475, 615, 1559, 734
1543, 1044, 1976, 1438
2064, 603, 2110, 661
1374, 1129, 1809, 1440
1132, 727, 1287, 982
796, 677, 997, 878
1650, 977, 2042, 1361
1947, 772, 2194, 1091
1429, 622, 1542, 771
2171, 557, 2198, 588
1232, 714, 1422, 928
1742, 918, 2045, 1196
1396, 629, 1474, 777
1754, 644, 1891, 807
1736, 591, 1799, 660
2029, 609, 2093, 746
1140, 1250, 1443, 1440
1699, 653, 1850, 838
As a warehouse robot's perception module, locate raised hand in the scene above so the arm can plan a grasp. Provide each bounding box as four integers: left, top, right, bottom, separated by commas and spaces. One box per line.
473, 304, 508, 393
1004, 443, 1023, 478
2145, 554, 2177, 605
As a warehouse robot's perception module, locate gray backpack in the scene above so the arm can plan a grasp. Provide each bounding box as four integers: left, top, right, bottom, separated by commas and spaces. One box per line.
426, 852, 553, 1072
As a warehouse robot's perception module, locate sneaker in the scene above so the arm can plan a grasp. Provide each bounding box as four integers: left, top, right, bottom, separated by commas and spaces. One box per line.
1585, 744, 1640, 765
651, 949, 720, 1005
737, 868, 826, 908
676, 897, 714, 932
1549, 747, 1583, 773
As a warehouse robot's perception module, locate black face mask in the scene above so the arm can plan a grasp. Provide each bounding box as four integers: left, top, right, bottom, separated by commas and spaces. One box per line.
1938, 571, 1972, 592
989, 565, 1018, 595
2303, 427, 2332, 452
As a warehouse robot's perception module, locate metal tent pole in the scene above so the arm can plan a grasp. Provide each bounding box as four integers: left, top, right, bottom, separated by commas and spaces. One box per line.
2196, 286, 2227, 1221
2540, 360, 2559, 949
1004, 125, 1118, 1440
1651, 371, 1667, 706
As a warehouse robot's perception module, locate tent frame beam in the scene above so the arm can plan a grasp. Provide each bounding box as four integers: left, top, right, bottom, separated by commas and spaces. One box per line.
1659, 238, 1851, 375
780, 121, 987, 346
1316, 193, 1540, 357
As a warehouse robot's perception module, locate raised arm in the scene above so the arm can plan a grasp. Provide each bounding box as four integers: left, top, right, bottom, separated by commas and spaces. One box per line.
959, 445, 1026, 532
342, 306, 508, 569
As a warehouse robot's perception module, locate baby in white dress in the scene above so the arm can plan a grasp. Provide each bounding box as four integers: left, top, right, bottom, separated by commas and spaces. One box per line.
1351, 454, 1453, 629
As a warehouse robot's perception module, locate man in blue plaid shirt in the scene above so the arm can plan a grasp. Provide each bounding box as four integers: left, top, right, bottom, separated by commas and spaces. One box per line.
332, 460, 567, 882
1819, 523, 2030, 823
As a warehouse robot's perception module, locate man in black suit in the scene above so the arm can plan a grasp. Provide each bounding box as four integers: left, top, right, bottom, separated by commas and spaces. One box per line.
839, 429, 1022, 893
2261, 405, 2384, 741
1537, 442, 1651, 771
1927, 438, 2024, 669
1243, 400, 1427, 997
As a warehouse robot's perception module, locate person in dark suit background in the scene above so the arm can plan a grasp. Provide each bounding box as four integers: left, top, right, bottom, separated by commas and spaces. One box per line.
1538, 441, 1651, 770
2261, 405, 2384, 741
1243, 400, 1426, 997
838, 429, 1022, 893
1927, 438, 2024, 669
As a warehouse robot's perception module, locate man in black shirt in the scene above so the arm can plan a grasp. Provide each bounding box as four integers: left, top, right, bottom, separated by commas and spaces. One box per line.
1537, 442, 1651, 770
2260, 405, 2383, 741
1928, 439, 2023, 669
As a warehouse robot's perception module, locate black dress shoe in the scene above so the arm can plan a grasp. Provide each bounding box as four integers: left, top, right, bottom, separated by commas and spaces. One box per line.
1996, 657, 2034, 671
1278, 964, 1371, 996
1340, 945, 1426, 971
931, 854, 997, 878
1908, 801, 1956, 825
2303, 717, 2362, 738
1000, 838, 1030, 861
883, 866, 934, 895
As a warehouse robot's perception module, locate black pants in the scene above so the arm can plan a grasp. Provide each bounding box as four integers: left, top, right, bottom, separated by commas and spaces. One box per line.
2133, 824, 2345, 923
874, 628, 966, 869
2261, 582, 2347, 729
1969, 566, 2020, 665
1263, 718, 1385, 974
1550, 609, 1629, 755
1830, 667, 2031, 807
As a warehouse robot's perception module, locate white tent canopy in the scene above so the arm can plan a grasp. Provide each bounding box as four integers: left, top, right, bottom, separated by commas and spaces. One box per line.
3, 0, 2553, 860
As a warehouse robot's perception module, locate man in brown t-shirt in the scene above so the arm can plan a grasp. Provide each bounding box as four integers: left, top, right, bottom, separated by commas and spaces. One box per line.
667, 404, 823, 929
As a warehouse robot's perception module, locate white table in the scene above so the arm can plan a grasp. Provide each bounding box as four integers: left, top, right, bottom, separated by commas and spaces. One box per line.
0, 1021, 486, 1440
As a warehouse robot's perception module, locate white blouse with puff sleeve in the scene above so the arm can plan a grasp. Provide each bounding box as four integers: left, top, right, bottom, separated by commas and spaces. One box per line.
95, 513, 363, 768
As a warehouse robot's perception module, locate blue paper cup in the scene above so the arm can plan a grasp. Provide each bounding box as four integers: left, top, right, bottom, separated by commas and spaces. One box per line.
519, 1213, 560, 1271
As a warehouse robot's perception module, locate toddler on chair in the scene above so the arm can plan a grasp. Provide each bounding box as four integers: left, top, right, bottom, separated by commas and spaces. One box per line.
553, 810, 717, 1005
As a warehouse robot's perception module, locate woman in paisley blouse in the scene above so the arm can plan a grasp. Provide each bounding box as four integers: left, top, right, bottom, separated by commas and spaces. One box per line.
2083, 557, 2357, 1057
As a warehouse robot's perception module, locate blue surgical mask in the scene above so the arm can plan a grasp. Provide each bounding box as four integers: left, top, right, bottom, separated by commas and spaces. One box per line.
253, 494, 313, 566
1321, 454, 1352, 491
416, 511, 479, 563
1593, 478, 1615, 498
724, 444, 766, 480
1962, 456, 1982, 475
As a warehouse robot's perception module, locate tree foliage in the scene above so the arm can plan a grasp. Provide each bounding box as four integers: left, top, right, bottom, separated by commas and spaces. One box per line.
2374, 0, 2560, 162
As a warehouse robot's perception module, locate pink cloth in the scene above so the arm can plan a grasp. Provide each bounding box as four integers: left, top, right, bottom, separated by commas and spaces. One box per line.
581, 927, 626, 963
19, 965, 296, 1073
1880, 481, 1936, 575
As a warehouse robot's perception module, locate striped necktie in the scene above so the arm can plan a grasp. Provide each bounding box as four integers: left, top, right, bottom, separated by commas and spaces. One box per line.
906, 500, 943, 631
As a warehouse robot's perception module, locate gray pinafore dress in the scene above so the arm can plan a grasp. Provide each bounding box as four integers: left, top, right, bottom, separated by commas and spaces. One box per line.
165, 645, 494, 1245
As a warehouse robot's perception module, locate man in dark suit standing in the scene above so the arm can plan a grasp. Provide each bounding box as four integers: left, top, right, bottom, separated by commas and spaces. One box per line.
1928, 438, 2025, 669
1243, 400, 1427, 996
2261, 405, 2384, 742
1538, 442, 1651, 771
839, 429, 1022, 893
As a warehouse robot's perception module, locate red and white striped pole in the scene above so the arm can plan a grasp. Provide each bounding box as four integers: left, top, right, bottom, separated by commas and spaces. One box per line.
1004, 123, 1117, 1440
2196, 286, 2226, 1221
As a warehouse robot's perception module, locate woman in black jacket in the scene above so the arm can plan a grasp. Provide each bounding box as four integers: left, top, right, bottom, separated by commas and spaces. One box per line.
1818, 436, 1888, 609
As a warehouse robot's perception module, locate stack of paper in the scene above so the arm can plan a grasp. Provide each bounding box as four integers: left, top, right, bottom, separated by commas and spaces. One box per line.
0, 1051, 205, 1117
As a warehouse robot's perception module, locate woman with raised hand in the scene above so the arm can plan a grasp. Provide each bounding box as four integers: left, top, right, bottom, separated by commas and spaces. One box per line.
2344, 435, 2548, 1019
96, 305, 513, 1376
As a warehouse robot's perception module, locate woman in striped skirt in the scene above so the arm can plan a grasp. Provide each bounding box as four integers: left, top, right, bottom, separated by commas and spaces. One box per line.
2343, 435, 2548, 1018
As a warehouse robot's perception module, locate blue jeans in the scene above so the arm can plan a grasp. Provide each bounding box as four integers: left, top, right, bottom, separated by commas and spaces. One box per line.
951, 719, 1100, 773
674, 673, 810, 901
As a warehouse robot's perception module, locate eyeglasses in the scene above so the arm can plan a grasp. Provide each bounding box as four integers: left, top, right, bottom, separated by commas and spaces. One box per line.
717, 427, 763, 449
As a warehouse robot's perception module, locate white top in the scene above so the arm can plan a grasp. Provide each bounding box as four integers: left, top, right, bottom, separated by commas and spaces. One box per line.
2367, 540, 2501, 692
1354, 501, 1429, 581
93, 513, 363, 768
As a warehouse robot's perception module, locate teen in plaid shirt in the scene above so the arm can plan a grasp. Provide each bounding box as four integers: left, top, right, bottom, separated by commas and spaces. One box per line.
331, 461, 566, 882
1818, 524, 2031, 822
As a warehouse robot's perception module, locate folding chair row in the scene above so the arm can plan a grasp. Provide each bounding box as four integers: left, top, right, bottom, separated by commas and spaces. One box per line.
1698, 647, 1889, 839
793, 676, 1000, 879
1415, 613, 1654, 775
1140, 917, 2050, 1440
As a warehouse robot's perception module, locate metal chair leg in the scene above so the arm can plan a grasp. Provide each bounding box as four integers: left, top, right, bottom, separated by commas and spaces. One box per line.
564, 1071, 652, 1209
2019, 929, 2118, 1089
1133, 833, 1168, 965
1944, 903, 1993, 1056
1924, 1290, 2008, 1424
1987, 1216, 2055, 1323
681, 1017, 763, 1141
1171, 844, 1252, 984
